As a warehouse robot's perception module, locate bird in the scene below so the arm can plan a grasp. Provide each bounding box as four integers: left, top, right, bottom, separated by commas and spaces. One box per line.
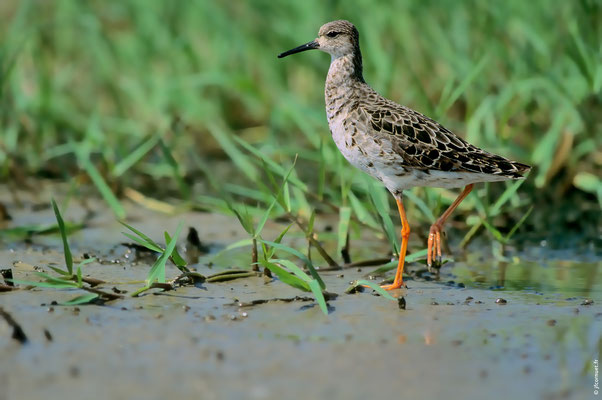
278, 20, 530, 290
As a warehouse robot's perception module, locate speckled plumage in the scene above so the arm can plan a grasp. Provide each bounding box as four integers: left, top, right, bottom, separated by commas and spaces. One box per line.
279, 20, 531, 289
317, 20, 530, 195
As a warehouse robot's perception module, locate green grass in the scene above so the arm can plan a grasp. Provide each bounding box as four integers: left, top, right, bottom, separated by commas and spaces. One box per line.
1, 0, 600, 255
8, 199, 119, 305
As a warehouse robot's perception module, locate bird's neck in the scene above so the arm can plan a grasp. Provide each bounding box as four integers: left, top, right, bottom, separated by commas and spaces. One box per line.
326, 49, 365, 91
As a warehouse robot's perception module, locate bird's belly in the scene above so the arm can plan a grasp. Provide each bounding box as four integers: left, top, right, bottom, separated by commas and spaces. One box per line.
329, 120, 403, 184
330, 122, 379, 175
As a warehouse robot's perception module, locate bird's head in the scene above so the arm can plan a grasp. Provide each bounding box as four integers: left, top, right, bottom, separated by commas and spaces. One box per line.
278, 20, 359, 59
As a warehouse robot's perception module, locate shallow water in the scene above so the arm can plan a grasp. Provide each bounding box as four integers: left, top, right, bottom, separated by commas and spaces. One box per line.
0, 184, 600, 400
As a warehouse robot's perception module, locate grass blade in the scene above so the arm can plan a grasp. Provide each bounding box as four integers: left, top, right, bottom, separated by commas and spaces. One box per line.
353, 279, 396, 301
51, 199, 73, 275
308, 279, 328, 315
61, 293, 99, 306
146, 222, 183, 285
260, 260, 310, 291
261, 240, 325, 289
82, 157, 126, 218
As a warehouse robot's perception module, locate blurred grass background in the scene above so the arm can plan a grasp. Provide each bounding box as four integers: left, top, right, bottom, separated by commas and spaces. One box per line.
0, 0, 600, 251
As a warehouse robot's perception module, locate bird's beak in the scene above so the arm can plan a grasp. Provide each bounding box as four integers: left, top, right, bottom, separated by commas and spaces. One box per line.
278, 40, 319, 58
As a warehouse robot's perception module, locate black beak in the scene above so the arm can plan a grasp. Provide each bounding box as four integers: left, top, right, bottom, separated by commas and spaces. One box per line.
278, 40, 319, 58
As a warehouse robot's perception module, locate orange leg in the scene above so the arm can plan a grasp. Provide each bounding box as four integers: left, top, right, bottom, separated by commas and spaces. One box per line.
427, 184, 474, 270
381, 197, 410, 290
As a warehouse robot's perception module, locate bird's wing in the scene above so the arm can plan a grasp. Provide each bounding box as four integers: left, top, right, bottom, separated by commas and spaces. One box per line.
360, 94, 530, 177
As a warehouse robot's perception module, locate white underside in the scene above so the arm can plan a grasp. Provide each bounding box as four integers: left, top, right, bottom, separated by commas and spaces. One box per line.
379, 167, 518, 192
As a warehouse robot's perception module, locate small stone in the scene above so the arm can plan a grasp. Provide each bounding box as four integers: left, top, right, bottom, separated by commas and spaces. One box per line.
546, 319, 556, 326
182, 305, 191, 312
337, 274, 344, 278
431, 301, 439, 305
47, 307, 54, 313
397, 297, 406, 310
475, 300, 483, 304
457, 283, 465, 288
495, 298, 507, 304
581, 299, 594, 306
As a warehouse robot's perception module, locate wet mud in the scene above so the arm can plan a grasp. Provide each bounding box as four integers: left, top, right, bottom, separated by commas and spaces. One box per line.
0, 185, 600, 400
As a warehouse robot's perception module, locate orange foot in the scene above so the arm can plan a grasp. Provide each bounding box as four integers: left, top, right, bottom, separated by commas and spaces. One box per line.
427, 223, 443, 271
380, 281, 405, 291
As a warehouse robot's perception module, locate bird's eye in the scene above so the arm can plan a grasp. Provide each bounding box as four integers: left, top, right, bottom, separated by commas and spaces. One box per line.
326, 31, 339, 38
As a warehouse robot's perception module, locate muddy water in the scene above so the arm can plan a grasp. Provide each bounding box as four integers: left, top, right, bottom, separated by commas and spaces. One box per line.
0, 186, 600, 400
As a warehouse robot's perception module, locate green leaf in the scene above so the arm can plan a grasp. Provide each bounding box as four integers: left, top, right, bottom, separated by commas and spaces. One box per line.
366, 180, 400, 256
165, 232, 187, 268
81, 157, 126, 219
113, 134, 160, 177
146, 222, 183, 285
159, 139, 190, 199
51, 199, 73, 275
77, 258, 96, 267
348, 190, 379, 229
9, 279, 79, 289
122, 232, 163, 253
504, 205, 534, 242
34, 271, 78, 286
489, 180, 525, 216
264, 223, 293, 260
261, 241, 325, 290
353, 280, 396, 301
61, 293, 99, 306
233, 136, 307, 191
272, 259, 312, 281
337, 206, 351, 257
308, 279, 328, 315
48, 265, 71, 276
255, 195, 278, 238
119, 221, 163, 252
260, 260, 310, 291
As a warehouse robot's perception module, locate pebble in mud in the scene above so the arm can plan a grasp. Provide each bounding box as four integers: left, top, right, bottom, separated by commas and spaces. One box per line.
546, 319, 556, 326
397, 297, 406, 310
44, 329, 53, 341
581, 299, 594, 306
495, 298, 507, 305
